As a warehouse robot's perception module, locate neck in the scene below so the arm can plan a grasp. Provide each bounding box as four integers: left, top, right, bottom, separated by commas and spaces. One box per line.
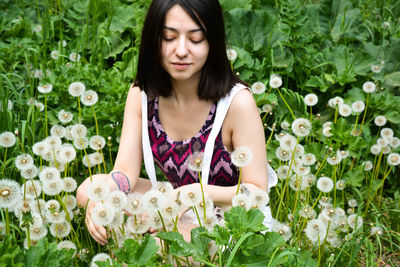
170, 77, 201, 103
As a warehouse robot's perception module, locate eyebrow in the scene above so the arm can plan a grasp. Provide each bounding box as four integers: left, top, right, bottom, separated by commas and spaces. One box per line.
163, 26, 202, 33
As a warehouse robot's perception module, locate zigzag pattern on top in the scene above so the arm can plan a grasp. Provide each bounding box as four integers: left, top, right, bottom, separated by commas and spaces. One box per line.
148, 97, 239, 188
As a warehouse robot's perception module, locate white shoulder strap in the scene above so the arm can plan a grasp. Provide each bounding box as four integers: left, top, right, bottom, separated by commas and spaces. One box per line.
141, 91, 158, 186
201, 83, 248, 184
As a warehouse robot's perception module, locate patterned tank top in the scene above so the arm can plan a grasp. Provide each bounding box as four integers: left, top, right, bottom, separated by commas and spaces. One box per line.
148, 97, 239, 188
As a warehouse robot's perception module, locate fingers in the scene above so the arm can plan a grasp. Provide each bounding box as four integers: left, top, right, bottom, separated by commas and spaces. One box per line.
85, 205, 108, 246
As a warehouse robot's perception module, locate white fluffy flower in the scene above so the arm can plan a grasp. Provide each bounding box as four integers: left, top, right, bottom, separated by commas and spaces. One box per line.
15, 154, 34, 171
351, 101, 365, 113
275, 147, 292, 162
362, 81, 376, 93
348, 199, 358, 208
45, 135, 62, 150
327, 153, 341, 165
69, 52, 81, 62
32, 141, 49, 156
49, 222, 71, 238
91, 253, 112, 267
179, 186, 202, 207
21, 165, 39, 179
89, 152, 103, 166
299, 205, 316, 219
232, 193, 249, 209
251, 82, 266, 94
226, 48, 237, 61
347, 214, 363, 230
0, 179, 22, 209
46, 209, 66, 224
186, 151, 204, 172
106, 190, 128, 211
0, 132, 16, 148
50, 125, 66, 139
279, 134, 297, 151
387, 153, 400, 166
370, 144, 382, 155
389, 137, 400, 149
37, 84, 53, 94
304, 93, 318, 106
280, 121, 290, 130
374, 115, 386, 127
271, 219, 292, 241
91, 203, 115, 226
302, 153, 316, 165
29, 225, 48, 241
339, 104, 352, 117
316, 177, 334, 193
89, 135, 106, 150
380, 128, 394, 139
39, 167, 61, 183
81, 90, 98, 106
126, 216, 149, 235
336, 179, 345, 190
276, 165, 292, 180
371, 64, 382, 73
160, 201, 180, 221
248, 190, 269, 209
363, 160, 373, 171
34, 101, 44, 111
126, 192, 144, 215
231, 146, 253, 167
70, 124, 87, 139
328, 96, 344, 108
50, 50, 59, 60
377, 137, 388, 148
58, 240, 77, 252
59, 144, 76, 163
73, 137, 89, 150
87, 180, 110, 202
269, 74, 282, 88
304, 219, 327, 243
63, 194, 77, 210
68, 82, 86, 97
155, 181, 174, 195
142, 189, 166, 211
42, 179, 64, 196
291, 118, 311, 137
58, 109, 73, 124
62, 177, 77, 193
370, 226, 383, 236
22, 180, 42, 199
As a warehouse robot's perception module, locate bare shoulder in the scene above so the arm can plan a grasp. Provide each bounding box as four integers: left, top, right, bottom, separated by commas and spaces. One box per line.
126, 84, 142, 116
227, 88, 258, 119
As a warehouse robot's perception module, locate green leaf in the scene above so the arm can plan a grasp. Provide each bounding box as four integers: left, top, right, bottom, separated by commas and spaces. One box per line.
0, 235, 24, 267
384, 71, 400, 87
343, 165, 365, 187
224, 207, 267, 239
114, 235, 159, 265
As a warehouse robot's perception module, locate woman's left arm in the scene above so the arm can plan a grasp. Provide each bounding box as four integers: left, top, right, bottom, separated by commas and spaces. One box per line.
177, 89, 269, 205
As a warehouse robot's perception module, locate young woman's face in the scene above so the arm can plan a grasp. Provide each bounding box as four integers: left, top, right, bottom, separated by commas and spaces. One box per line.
161, 5, 209, 84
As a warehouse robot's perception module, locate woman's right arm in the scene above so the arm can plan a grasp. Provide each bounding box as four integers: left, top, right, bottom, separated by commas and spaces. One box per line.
76, 85, 144, 244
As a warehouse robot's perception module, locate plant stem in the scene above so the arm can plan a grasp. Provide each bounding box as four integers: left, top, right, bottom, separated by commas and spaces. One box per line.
359, 93, 369, 134
277, 88, 296, 120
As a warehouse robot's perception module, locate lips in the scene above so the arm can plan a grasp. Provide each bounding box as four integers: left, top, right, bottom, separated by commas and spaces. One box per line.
172, 62, 191, 69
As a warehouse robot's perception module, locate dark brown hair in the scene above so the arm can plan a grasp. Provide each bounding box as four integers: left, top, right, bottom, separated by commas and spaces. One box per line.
134, 0, 245, 101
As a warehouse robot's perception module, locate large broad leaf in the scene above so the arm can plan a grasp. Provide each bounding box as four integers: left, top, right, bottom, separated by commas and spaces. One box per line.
343, 165, 365, 187
113, 235, 160, 265
384, 72, 400, 87
220, 0, 252, 10
224, 8, 275, 53
224, 207, 267, 240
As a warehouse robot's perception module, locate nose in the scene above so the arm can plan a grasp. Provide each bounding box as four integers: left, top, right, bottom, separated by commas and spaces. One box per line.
175, 37, 188, 58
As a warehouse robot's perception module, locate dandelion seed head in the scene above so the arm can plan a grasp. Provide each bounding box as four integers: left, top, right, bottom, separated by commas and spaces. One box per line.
328, 96, 344, 108
348, 199, 358, 208
269, 74, 282, 88
279, 134, 297, 151
339, 104, 352, 117
38, 83, 53, 94
126, 192, 144, 215
50, 50, 59, 60
58, 109, 73, 124
362, 81, 376, 93
32, 141, 49, 156
91, 203, 115, 226
231, 146, 253, 168
232, 194, 249, 210
327, 153, 341, 165
58, 240, 77, 253
0, 132, 16, 148
73, 137, 89, 150
49, 221, 71, 238
336, 179, 345, 190
15, 154, 34, 171
81, 90, 98, 106
276, 165, 292, 180
29, 225, 48, 241
45, 135, 62, 150
108, 212, 124, 229
68, 82, 86, 97
126, 216, 149, 235
71, 124, 87, 139
186, 151, 205, 172
0, 179, 22, 209
347, 214, 363, 230
22, 180, 42, 199
388, 153, 400, 166
50, 125, 66, 139
249, 190, 269, 208
271, 219, 292, 241
351, 101, 365, 113
317, 177, 334, 193
292, 118, 312, 137
89, 135, 106, 150
42, 178, 64, 196
21, 165, 39, 180
389, 137, 400, 149
280, 121, 290, 130
87, 180, 109, 202
155, 181, 174, 195
106, 190, 128, 211
302, 153, 316, 165
46, 209, 66, 224
381, 128, 394, 139
63, 194, 77, 210
39, 167, 61, 183
304, 218, 327, 243
370, 226, 383, 236
69, 52, 81, 62
304, 93, 318, 106
371, 64, 382, 73
226, 48, 237, 61
251, 82, 266, 94
62, 177, 77, 193
370, 144, 382, 155
275, 147, 292, 162
143, 189, 166, 211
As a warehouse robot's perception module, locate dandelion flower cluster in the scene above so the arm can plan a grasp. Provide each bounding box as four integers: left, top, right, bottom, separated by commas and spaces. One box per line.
0, 132, 16, 148
251, 82, 266, 95
269, 74, 282, 88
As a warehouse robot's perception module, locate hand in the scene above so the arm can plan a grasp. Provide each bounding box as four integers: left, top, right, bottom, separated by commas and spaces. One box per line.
84, 200, 109, 246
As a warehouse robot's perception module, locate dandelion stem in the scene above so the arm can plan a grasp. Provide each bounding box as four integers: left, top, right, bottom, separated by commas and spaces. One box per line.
1, 147, 7, 175
235, 168, 242, 195
5, 208, 10, 235
277, 88, 296, 120
352, 113, 359, 135
197, 172, 207, 222
44, 94, 48, 137
92, 106, 99, 135
77, 97, 82, 123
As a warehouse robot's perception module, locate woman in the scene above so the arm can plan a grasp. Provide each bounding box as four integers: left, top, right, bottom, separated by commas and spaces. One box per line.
77, 0, 275, 246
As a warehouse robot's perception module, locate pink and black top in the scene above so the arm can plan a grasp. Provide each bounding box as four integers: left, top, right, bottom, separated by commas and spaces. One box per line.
148, 97, 239, 188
